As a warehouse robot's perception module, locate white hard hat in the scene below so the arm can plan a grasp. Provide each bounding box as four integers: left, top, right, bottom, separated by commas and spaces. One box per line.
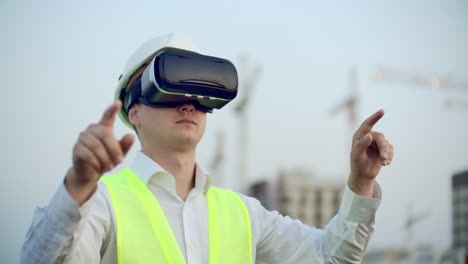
115, 33, 200, 128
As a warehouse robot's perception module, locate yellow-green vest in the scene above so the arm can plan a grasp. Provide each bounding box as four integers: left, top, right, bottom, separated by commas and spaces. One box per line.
101, 168, 252, 264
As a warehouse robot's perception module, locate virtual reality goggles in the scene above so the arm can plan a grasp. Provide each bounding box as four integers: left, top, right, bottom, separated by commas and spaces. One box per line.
120, 50, 238, 114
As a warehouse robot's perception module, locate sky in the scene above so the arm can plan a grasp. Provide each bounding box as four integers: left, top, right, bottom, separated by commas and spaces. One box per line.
1, 0, 467, 262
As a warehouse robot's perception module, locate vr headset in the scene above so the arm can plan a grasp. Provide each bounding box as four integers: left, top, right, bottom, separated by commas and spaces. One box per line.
121, 50, 238, 113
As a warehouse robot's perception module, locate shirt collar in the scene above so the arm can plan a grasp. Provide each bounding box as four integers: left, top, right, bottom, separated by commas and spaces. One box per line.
130, 151, 212, 195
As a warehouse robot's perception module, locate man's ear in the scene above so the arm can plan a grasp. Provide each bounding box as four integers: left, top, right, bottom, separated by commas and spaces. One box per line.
128, 104, 140, 127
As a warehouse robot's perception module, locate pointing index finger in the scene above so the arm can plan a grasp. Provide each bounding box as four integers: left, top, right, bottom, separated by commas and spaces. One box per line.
357, 109, 384, 135
99, 101, 122, 127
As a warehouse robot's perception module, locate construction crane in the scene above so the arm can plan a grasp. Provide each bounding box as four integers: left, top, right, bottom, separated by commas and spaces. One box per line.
330, 66, 359, 130
371, 65, 468, 110
329, 66, 360, 166
331, 65, 468, 125
445, 98, 468, 110
372, 65, 464, 261
233, 54, 262, 192
209, 130, 225, 186
372, 65, 468, 91
405, 203, 431, 264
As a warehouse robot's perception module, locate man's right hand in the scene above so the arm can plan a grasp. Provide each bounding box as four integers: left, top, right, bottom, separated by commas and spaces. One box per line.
65, 101, 135, 205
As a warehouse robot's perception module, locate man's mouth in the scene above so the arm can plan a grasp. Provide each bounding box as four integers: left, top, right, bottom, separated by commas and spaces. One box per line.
176, 118, 197, 125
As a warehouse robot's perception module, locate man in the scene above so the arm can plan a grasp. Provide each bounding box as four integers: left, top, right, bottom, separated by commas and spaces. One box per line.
21, 33, 393, 263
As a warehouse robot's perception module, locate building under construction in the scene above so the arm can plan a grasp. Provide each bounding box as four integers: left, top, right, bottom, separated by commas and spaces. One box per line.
276, 169, 344, 229
452, 169, 468, 263
249, 169, 345, 229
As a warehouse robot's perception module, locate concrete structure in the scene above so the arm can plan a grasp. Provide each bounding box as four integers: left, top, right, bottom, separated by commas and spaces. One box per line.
452, 169, 468, 263
276, 169, 344, 229
363, 246, 453, 264
248, 180, 273, 210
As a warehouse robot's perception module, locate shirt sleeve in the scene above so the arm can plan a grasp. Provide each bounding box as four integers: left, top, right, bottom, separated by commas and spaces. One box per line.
20, 180, 109, 264
240, 183, 381, 264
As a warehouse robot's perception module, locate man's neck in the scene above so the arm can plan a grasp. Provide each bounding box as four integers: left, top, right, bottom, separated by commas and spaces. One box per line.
142, 147, 196, 201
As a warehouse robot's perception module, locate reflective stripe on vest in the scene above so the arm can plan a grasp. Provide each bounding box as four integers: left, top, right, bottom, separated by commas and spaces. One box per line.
101, 168, 252, 264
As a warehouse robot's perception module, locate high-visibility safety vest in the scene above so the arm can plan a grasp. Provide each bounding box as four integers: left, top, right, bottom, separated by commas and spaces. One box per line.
101, 168, 252, 264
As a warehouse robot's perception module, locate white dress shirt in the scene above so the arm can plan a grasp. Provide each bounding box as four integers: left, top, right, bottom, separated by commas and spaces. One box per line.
21, 151, 381, 264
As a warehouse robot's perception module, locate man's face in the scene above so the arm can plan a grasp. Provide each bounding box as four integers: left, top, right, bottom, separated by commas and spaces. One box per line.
126, 64, 207, 151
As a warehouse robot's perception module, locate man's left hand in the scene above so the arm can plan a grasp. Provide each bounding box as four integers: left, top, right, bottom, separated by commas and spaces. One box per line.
348, 109, 393, 197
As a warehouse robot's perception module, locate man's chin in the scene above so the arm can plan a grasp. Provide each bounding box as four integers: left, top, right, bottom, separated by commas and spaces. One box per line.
171, 135, 201, 150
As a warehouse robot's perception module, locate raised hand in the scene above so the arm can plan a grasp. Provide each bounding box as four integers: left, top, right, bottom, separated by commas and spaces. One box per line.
348, 109, 394, 197
65, 101, 135, 205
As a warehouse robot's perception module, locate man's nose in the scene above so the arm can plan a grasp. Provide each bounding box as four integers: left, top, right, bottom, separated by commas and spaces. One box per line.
178, 102, 195, 113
